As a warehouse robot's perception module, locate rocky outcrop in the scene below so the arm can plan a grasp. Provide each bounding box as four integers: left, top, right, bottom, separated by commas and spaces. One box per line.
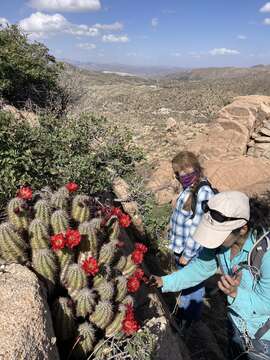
146, 96, 270, 203
1, 104, 39, 127
0, 263, 59, 360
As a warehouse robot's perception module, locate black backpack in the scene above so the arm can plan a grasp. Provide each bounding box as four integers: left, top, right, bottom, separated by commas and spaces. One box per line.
190, 179, 219, 219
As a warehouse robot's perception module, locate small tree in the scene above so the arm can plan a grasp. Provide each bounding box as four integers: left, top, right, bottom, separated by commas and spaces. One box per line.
0, 25, 66, 112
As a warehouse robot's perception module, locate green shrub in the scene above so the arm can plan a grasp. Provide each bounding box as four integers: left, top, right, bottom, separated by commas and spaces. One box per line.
0, 25, 66, 112
0, 111, 143, 211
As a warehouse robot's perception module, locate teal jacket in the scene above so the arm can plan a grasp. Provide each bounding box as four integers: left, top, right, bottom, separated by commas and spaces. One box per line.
162, 231, 270, 340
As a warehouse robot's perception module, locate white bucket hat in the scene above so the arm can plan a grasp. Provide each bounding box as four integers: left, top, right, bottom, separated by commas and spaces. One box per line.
193, 191, 250, 249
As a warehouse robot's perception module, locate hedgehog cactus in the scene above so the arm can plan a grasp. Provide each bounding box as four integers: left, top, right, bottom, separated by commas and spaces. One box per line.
72, 195, 90, 223
34, 200, 51, 226
95, 279, 114, 301
89, 300, 113, 329
73, 322, 96, 359
52, 297, 76, 341
0, 222, 28, 262
29, 219, 49, 249
115, 256, 127, 272
105, 304, 126, 338
51, 191, 68, 210
76, 288, 96, 317
65, 263, 88, 291
109, 219, 120, 241
122, 254, 138, 277
51, 210, 69, 234
98, 241, 117, 265
7, 198, 28, 230
78, 222, 97, 256
115, 276, 127, 302
32, 248, 58, 291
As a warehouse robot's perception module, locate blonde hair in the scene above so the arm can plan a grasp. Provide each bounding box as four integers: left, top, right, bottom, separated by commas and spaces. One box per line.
172, 151, 203, 211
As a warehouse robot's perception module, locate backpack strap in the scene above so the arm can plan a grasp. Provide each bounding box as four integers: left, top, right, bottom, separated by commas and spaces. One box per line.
248, 230, 270, 278
190, 180, 218, 220
254, 318, 270, 340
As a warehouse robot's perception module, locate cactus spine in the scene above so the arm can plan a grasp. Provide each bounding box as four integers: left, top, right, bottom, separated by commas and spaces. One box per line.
76, 288, 96, 317
95, 280, 114, 301
51, 210, 68, 234
51, 191, 68, 210
115, 256, 127, 272
89, 300, 113, 329
55, 248, 74, 286
98, 242, 116, 265
29, 219, 49, 249
72, 195, 90, 223
105, 305, 126, 338
74, 322, 96, 359
34, 200, 51, 226
32, 249, 58, 288
122, 254, 137, 277
65, 263, 87, 291
109, 220, 120, 241
7, 198, 28, 230
0, 222, 28, 262
115, 276, 127, 302
52, 297, 76, 341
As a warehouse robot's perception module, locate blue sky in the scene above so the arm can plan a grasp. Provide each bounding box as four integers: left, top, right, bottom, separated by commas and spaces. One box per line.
1, 0, 270, 67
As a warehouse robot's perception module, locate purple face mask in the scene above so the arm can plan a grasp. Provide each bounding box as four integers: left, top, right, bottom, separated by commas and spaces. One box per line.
176, 170, 198, 189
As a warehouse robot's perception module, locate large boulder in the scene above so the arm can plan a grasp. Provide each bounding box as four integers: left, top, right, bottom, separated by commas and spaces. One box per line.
0, 263, 59, 360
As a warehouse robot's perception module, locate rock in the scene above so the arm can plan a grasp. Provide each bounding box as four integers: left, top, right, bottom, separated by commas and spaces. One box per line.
2, 105, 39, 127
157, 107, 170, 115
146, 161, 175, 193
253, 142, 270, 150
155, 188, 176, 205
166, 117, 177, 132
0, 264, 59, 360
259, 127, 270, 137
254, 136, 270, 143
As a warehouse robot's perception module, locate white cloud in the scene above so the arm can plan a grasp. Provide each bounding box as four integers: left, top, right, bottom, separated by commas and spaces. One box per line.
172, 52, 182, 57
263, 18, 270, 25
237, 34, 247, 40
19, 12, 99, 38
102, 34, 129, 43
28, 0, 101, 12
209, 48, 240, 56
94, 22, 123, 31
260, 2, 270, 12
151, 17, 159, 28
0, 17, 9, 27
77, 42, 96, 50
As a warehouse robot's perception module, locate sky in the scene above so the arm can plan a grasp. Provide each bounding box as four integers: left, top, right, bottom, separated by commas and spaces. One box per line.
1, 0, 270, 68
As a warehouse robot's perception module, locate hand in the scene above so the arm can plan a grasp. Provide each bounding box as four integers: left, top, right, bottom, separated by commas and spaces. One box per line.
179, 256, 189, 266
218, 273, 242, 298
147, 275, 163, 288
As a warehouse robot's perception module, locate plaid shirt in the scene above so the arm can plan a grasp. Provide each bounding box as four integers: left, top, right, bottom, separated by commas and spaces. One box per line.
168, 183, 214, 260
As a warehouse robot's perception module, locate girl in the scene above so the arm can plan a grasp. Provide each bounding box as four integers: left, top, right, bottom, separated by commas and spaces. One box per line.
169, 151, 214, 331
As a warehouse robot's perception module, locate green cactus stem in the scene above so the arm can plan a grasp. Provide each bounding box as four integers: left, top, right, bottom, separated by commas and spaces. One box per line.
32, 249, 58, 289
108, 219, 120, 242
105, 304, 126, 338
72, 195, 90, 223
29, 219, 49, 249
65, 263, 88, 291
58, 186, 70, 198
0, 222, 28, 263
115, 276, 127, 302
51, 210, 69, 234
7, 197, 28, 230
73, 322, 96, 359
55, 248, 74, 286
93, 274, 106, 288
76, 288, 97, 317
52, 297, 76, 341
98, 242, 116, 265
95, 280, 114, 301
34, 200, 51, 226
92, 340, 112, 360
51, 191, 68, 210
122, 295, 134, 306
115, 256, 127, 272
122, 254, 137, 277
89, 300, 113, 329
78, 222, 97, 256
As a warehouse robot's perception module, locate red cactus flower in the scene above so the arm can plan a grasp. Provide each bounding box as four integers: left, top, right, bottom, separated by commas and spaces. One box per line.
17, 186, 32, 200
66, 229, 81, 249
125, 304, 135, 320
65, 182, 79, 192
82, 256, 99, 276
111, 207, 123, 217
51, 233, 66, 250
134, 268, 144, 280
135, 243, 148, 254
127, 276, 141, 293
122, 318, 140, 335
131, 250, 144, 265
119, 214, 131, 228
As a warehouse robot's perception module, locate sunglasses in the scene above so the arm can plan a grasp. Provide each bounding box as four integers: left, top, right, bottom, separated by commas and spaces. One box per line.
202, 200, 248, 223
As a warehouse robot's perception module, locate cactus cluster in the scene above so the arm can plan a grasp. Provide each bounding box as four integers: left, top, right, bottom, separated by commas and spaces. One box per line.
0, 184, 146, 359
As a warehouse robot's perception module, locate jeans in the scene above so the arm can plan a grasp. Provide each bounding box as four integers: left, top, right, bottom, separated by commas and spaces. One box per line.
228, 318, 270, 360
175, 254, 205, 323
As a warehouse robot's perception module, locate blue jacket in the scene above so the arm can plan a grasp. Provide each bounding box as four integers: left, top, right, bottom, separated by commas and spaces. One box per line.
162, 231, 270, 340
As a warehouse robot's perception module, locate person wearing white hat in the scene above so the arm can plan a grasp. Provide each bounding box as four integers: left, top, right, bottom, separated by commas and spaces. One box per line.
153, 191, 270, 359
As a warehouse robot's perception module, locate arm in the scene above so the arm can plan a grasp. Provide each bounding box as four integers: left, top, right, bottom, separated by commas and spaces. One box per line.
228, 251, 270, 318
161, 248, 218, 293
182, 187, 214, 261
